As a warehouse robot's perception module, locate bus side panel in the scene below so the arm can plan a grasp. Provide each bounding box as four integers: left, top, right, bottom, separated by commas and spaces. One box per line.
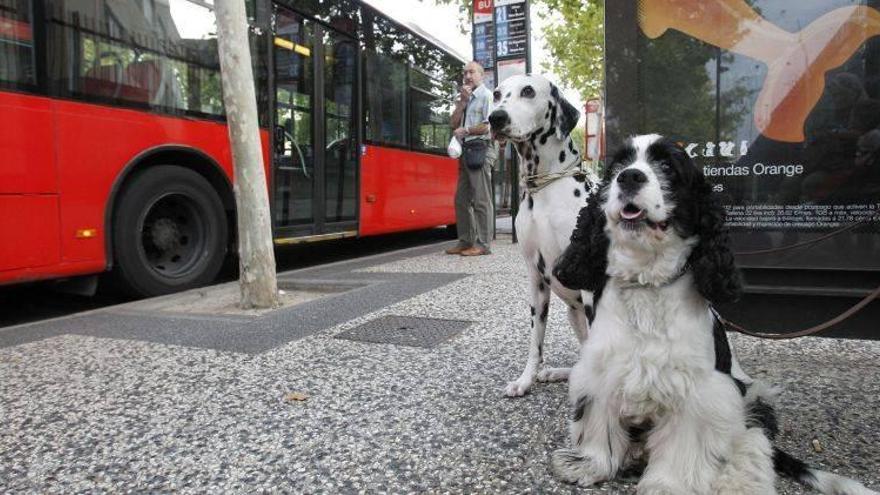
359, 145, 457, 236
53, 100, 236, 264
0, 195, 61, 272
0, 96, 273, 286
0, 93, 62, 274
0, 93, 57, 194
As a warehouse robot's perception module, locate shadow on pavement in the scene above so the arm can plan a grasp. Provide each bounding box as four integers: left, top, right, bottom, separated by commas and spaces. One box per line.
0, 228, 455, 329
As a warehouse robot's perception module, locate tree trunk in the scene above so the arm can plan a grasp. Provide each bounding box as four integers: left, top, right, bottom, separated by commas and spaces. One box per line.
214, 0, 278, 309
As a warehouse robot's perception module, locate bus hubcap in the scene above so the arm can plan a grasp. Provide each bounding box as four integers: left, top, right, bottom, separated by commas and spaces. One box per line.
141, 194, 206, 278
150, 218, 180, 251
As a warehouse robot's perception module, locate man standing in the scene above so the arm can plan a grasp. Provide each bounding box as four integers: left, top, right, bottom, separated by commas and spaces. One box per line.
446, 61, 497, 256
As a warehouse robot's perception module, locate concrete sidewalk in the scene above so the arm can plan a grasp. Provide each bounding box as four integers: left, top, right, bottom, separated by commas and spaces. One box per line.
1, 237, 878, 493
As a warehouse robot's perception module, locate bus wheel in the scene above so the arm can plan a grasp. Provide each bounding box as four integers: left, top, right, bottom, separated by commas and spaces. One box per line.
111, 165, 229, 297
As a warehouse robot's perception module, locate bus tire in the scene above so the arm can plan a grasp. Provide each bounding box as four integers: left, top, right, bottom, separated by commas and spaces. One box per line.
111, 165, 229, 297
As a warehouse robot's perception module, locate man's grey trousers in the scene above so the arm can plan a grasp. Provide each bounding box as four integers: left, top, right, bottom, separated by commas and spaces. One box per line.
454, 142, 497, 250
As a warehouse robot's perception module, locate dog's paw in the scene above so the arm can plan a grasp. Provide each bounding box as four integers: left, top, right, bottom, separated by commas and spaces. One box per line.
504, 379, 532, 397
536, 367, 571, 382
551, 448, 605, 487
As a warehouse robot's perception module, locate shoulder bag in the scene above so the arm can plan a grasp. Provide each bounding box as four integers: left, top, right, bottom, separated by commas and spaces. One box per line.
461, 95, 488, 170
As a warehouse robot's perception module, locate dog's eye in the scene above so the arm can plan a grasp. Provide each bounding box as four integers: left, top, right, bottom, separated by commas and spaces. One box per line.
520, 86, 536, 98
493, 90, 501, 102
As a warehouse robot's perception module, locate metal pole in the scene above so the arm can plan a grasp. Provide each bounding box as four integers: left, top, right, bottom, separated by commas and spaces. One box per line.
512, 0, 530, 244
492, 166, 497, 240
510, 142, 519, 243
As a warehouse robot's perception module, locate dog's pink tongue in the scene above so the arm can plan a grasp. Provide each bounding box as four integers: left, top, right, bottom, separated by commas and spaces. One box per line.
621, 207, 644, 220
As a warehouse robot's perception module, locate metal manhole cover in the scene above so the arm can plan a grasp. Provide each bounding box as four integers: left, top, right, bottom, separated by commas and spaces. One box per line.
335, 315, 472, 348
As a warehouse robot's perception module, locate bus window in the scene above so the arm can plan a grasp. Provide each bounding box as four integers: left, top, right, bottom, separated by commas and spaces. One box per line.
363, 51, 407, 146
409, 68, 454, 153
0, 0, 35, 87
45, 0, 223, 117
273, 9, 315, 227
324, 30, 356, 223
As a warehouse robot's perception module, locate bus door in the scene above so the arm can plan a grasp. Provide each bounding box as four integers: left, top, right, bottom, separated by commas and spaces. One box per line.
271, 6, 358, 240
0, 0, 61, 272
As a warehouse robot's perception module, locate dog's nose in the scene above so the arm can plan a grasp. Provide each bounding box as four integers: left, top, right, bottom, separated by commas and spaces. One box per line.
617, 168, 648, 193
488, 109, 510, 130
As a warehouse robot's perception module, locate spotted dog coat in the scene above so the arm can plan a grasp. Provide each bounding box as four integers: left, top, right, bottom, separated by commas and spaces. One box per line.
488, 75, 596, 397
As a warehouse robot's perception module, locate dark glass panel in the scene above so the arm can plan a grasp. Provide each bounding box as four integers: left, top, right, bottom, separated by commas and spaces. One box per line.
410, 68, 453, 153
273, 8, 314, 227
0, 0, 36, 87
323, 27, 356, 222
363, 50, 407, 146
43, 0, 268, 121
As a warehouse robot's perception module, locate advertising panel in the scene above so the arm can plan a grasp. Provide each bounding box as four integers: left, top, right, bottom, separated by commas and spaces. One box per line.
586, 99, 603, 161
497, 57, 526, 84
606, 0, 880, 271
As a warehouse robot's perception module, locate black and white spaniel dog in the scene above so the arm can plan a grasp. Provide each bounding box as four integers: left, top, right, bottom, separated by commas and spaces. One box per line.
488, 74, 598, 396
550, 135, 875, 494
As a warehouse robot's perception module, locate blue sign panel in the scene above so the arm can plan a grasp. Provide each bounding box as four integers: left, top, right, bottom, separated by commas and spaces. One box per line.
473, 21, 495, 70
494, 1, 527, 58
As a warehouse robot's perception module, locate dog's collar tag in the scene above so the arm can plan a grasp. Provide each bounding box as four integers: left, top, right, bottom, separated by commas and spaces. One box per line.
617, 263, 691, 289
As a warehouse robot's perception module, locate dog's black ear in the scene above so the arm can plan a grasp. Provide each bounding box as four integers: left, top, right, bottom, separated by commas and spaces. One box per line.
687, 178, 743, 305
551, 83, 580, 140
553, 186, 608, 295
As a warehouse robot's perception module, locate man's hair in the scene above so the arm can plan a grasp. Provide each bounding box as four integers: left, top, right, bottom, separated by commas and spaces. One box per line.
465, 61, 485, 75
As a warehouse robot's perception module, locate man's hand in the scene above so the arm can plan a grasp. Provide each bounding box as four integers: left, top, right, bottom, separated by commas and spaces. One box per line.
458, 85, 473, 104
453, 127, 468, 140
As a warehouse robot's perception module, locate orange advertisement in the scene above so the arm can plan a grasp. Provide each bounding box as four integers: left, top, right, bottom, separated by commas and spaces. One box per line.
638, 0, 880, 143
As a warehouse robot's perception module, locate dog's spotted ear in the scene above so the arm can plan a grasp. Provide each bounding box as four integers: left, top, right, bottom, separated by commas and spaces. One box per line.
551, 84, 580, 140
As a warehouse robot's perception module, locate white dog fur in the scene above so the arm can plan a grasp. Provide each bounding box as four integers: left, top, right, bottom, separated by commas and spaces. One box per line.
488, 74, 597, 396
549, 134, 875, 495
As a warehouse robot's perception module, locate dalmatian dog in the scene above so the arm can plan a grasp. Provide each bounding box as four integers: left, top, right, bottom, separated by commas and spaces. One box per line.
488, 74, 598, 397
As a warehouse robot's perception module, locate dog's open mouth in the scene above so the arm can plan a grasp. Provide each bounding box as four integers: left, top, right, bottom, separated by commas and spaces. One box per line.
621, 203, 645, 221
620, 203, 669, 231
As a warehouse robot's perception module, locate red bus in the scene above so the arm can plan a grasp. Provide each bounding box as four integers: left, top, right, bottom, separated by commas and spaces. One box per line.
0, 0, 464, 296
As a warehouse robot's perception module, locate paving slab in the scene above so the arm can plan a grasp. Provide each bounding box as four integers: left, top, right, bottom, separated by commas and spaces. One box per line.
1, 237, 878, 494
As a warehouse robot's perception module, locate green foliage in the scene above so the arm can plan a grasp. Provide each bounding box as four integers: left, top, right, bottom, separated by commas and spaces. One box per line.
425, 0, 604, 100
640, 33, 753, 142
570, 126, 586, 152
537, 1, 603, 99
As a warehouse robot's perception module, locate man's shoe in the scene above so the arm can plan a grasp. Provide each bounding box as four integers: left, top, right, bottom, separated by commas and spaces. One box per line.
460, 246, 491, 256
445, 245, 471, 255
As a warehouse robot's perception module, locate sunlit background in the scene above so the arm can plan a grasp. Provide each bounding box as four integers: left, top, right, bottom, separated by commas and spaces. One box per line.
363, 0, 587, 126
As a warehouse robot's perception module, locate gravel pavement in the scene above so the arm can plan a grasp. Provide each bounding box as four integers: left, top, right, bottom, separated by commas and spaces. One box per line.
1, 237, 877, 494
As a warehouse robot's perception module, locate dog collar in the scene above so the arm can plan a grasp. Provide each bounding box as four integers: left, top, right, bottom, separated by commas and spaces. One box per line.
617, 263, 691, 289
522, 158, 590, 194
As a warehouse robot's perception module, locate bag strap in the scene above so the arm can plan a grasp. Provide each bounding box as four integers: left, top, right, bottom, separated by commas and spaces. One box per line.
463, 85, 486, 133
461, 92, 471, 129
